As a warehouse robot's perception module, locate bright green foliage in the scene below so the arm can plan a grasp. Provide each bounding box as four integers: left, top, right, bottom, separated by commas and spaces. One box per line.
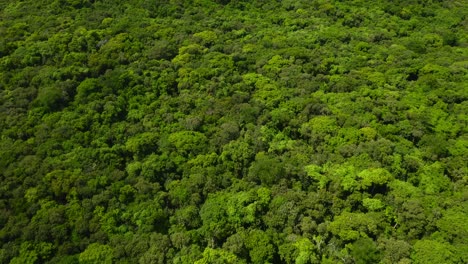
79, 243, 113, 264
362, 198, 384, 211
9, 242, 54, 264
411, 240, 458, 264
418, 162, 451, 194
195, 247, 244, 264
305, 164, 328, 189
9, 250, 37, 264
0, 0, 467, 263
333, 164, 359, 192
329, 212, 381, 241
244, 229, 275, 264
435, 208, 468, 260
168, 131, 208, 156
294, 238, 317, 264
279, 236, 317, 264
358, 168, 393, 191
193, 31, 218, 47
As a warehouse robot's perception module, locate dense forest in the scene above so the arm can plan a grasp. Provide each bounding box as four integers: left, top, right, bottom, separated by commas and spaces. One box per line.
0, 0, 467, 263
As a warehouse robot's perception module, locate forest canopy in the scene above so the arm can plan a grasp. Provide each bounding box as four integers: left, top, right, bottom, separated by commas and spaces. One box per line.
0, 0, 467, 263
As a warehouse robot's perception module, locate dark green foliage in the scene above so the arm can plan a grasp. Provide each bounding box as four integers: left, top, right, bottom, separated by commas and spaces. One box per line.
349, 238, 381, 264
1, 0, 467, 263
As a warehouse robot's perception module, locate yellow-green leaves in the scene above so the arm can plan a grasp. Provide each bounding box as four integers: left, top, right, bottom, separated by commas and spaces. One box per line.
305, 164, 328, 189
358, 168, 393, 190
329, 212, 381, 241
362, 198, 384, 211
193, 30, 218, 47
79, 243, 113, 264
195, 247, 242, 264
